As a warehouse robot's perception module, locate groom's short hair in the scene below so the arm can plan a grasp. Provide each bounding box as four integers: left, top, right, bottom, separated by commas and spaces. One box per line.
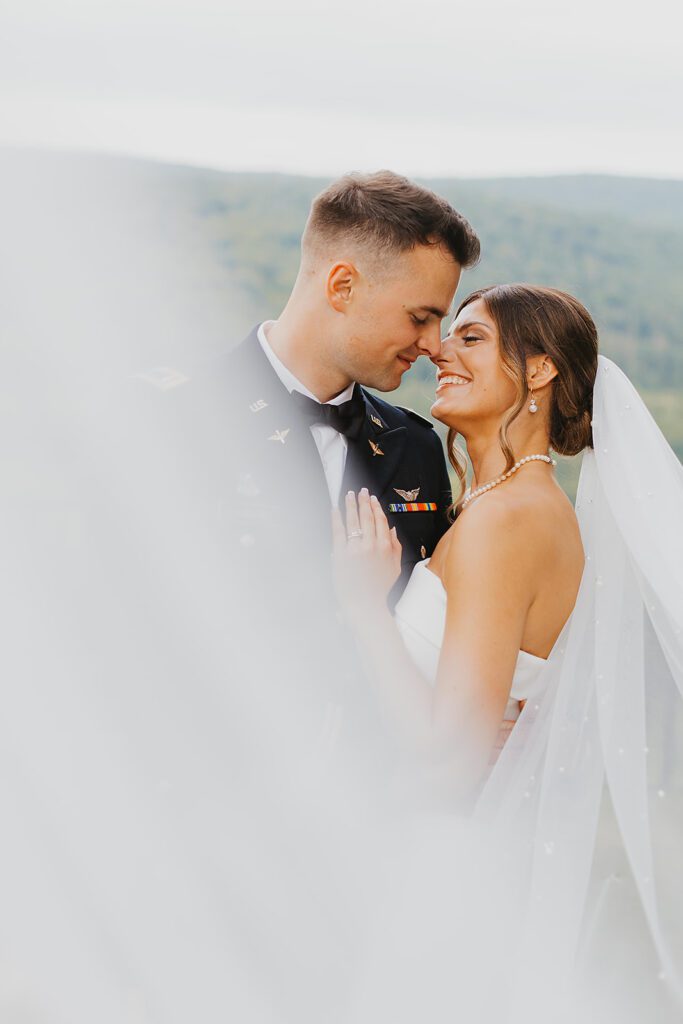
303, 170, 480, 269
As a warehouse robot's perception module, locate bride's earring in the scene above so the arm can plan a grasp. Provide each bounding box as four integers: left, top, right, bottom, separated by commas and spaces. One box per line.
528, 386, 538, 414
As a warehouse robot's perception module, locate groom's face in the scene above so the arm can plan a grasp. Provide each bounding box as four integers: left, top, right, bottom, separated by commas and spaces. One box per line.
334, 243, 461, 392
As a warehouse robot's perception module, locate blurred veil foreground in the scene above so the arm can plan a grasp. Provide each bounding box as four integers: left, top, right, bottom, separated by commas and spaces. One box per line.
1, 150, 682, 1024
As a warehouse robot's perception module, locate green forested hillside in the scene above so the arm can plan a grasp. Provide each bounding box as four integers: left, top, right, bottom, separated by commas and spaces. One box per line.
10, 150, 681, 494
189, 170, 683, 391
179, 166, 683, 491
448, 175, 683, 230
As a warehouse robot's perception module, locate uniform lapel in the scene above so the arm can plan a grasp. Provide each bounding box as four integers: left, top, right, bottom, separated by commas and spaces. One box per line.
230, 329, 331, 516
343, 390, 408, 500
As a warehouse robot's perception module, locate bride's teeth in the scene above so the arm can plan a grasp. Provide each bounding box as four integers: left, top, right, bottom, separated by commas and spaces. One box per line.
438, 375, 469, 386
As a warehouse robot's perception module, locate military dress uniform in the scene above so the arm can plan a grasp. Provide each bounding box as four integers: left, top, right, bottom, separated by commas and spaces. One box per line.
225, 324, 453, 601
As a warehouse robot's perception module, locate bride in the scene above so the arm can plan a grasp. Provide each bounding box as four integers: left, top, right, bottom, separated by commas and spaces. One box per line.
335, 283, 592, 787
334, 284, 683, 1021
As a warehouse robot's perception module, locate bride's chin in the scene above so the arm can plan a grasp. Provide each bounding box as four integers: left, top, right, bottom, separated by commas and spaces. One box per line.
430, 397, 460, 429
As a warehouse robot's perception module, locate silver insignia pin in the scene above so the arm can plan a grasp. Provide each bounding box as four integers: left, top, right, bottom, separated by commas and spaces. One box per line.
250, 399, 268, 413
394, 487, 420, 501
269, 429, 290, 444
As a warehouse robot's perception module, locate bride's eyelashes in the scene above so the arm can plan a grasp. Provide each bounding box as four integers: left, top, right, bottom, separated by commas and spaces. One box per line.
463, 335, 482, 346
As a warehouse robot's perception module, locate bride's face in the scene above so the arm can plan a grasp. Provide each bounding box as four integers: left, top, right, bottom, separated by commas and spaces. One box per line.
430, 298, 518, 430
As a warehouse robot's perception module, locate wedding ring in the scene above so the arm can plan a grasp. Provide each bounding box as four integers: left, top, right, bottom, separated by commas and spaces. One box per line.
347, 529, 363, 540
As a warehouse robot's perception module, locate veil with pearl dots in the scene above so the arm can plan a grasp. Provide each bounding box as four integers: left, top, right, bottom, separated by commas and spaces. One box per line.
475, 355, 683, 1021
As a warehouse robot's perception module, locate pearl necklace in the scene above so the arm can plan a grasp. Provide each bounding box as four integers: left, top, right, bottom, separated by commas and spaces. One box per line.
461, 454, 557, 510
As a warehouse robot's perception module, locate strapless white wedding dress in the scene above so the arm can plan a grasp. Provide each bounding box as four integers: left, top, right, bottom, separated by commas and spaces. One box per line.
394, 559, 547, 720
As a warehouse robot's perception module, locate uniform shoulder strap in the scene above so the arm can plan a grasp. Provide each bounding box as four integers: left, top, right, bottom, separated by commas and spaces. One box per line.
397, 406, 435, 429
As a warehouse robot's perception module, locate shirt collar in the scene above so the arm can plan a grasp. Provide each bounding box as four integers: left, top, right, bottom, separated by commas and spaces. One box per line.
257, 321, 356, 406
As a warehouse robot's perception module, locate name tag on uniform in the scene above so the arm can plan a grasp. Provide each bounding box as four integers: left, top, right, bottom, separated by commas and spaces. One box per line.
387, 502, 437, 512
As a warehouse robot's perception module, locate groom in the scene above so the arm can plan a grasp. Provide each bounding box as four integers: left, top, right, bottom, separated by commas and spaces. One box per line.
225, 171, 480, 600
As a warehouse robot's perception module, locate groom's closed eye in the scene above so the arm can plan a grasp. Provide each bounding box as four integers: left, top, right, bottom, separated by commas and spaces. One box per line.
411, 304, 450, 323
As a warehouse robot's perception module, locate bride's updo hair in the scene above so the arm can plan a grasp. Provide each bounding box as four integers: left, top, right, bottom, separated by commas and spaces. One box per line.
447, 284, 598, 508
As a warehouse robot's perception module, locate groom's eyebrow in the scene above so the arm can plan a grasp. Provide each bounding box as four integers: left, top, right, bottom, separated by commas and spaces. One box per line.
416, 304, 450, 318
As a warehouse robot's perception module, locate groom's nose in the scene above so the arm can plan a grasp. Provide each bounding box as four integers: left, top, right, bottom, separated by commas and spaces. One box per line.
414, 321, 442, 359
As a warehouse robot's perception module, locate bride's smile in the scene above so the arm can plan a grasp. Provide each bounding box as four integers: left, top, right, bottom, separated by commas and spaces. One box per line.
435, 371, 472, 391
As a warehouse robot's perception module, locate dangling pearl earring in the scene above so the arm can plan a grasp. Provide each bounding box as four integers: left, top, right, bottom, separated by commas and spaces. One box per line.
528, 386, 538, 414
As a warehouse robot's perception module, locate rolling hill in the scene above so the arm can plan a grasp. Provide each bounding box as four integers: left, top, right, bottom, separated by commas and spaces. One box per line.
4, 149, 681, 493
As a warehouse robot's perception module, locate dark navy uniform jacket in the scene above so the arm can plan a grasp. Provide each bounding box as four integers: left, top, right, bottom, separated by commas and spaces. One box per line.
225, 327, 453, 601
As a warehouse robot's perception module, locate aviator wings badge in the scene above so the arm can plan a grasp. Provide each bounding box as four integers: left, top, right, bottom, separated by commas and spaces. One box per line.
394, 487, 420, 502
368, 440, 384, 457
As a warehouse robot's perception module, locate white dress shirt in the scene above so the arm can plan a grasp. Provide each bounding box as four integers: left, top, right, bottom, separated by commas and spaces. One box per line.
257, 321, 356, 507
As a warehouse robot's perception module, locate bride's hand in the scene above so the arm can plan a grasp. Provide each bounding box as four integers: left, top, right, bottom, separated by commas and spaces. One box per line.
332, 488, 402, 628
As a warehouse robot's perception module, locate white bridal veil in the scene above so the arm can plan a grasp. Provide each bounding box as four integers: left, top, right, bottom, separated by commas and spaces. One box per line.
1, 153, 682, 1023
475, 355, 683, 1018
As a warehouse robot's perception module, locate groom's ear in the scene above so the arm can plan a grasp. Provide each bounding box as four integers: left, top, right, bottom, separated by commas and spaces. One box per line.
326, 261, 358, 311
527, 355, 559, 389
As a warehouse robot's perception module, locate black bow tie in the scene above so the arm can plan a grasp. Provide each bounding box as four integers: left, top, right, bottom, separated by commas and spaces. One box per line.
291, 385, 367, 441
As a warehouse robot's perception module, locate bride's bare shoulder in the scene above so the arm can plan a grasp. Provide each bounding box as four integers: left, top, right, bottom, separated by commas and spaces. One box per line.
443, 479, 579, 583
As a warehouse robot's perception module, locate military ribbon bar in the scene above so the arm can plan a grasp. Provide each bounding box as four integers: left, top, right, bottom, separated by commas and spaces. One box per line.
387, 502, 437, 513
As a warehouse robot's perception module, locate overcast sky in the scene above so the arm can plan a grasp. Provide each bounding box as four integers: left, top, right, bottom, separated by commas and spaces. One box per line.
1, 0, 682, 179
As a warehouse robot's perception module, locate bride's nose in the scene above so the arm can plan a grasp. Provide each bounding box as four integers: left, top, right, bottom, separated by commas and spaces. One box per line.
431, 332, 454, 366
